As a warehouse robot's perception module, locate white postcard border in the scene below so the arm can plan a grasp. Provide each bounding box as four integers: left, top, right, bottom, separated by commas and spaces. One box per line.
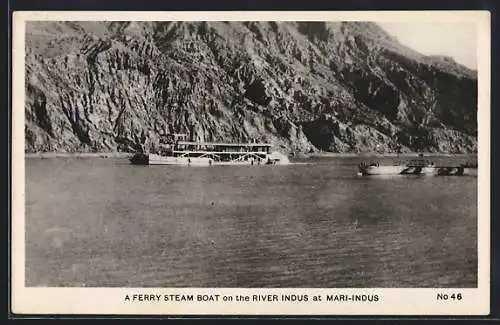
11, 10, 491, 315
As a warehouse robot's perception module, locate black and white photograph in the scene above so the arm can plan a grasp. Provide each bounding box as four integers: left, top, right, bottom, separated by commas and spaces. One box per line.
12, 11, 490, 315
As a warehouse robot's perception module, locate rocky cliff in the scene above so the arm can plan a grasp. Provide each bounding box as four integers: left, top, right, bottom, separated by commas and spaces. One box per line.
25, 21, 478, 154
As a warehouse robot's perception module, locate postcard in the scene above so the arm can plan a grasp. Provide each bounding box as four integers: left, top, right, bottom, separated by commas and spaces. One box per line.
11, 10, 490, 315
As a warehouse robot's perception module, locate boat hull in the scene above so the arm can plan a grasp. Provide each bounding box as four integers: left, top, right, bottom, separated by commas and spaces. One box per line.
149, 155, 212, 166
436, 166, 478, 176
362, 165, 404, 175
130, 154, 213, 166
130, 153, 290, 166
360, 165, 435, 176
359, 165, 477, 176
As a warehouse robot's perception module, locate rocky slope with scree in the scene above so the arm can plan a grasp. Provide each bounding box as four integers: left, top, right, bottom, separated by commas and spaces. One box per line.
25, 21, 478, 154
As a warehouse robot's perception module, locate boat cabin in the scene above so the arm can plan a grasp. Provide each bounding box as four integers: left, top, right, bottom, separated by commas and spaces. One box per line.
406, 159, 434, 167
172, 141, 272, 163
156, 133, 274, 164
175, 142, 272, 154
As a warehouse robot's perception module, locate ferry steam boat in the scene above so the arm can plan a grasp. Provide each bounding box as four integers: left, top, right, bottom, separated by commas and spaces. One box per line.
130, 134, 290, 166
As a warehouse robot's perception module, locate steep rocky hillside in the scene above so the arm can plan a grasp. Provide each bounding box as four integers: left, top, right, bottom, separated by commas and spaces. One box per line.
25, 21, 478, 154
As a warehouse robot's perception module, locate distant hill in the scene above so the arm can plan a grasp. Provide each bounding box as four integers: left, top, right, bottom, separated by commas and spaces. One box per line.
25, 21, 477, 154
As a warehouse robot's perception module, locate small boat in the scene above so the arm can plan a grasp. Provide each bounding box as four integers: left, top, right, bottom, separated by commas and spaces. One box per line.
130, 133, 290, 166
436, 163, 478, 176
436, 166, 465, 176
358, 155, 478, 177
358, 157, 435, 176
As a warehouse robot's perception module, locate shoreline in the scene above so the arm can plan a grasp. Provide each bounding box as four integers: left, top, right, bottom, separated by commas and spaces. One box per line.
25, 152, 133, 159
308, 152, 478, 158
25, 151, 478, 159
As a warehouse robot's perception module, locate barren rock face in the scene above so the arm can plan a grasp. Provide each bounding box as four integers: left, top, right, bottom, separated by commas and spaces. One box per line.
25, 21, 477, 154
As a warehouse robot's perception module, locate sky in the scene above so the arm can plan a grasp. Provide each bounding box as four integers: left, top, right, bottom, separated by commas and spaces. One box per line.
378, 22, 477, 70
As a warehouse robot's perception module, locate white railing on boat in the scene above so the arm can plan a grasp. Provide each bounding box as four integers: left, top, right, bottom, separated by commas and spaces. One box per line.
173, 150, 269, 155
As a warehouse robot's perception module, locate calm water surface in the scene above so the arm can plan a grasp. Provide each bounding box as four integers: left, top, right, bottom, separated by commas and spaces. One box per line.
25, 156, 477, 288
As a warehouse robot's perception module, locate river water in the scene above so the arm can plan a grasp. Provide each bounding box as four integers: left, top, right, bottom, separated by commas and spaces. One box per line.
25, 156, 477, 288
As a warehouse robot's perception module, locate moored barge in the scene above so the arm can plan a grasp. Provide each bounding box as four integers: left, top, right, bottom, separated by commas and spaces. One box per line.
358, 155, 477, 176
